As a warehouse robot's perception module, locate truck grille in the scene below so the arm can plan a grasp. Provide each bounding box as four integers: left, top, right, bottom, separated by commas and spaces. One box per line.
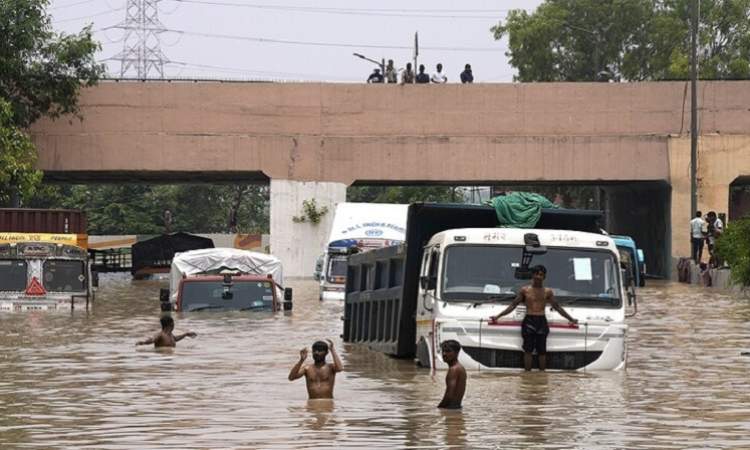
463, 346, 602, 370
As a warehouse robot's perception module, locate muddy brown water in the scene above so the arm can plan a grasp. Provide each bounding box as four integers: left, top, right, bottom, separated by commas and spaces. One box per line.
0, 277, 749, 449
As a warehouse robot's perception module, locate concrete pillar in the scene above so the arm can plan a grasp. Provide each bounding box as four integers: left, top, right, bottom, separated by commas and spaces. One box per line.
270, 179, 347, 278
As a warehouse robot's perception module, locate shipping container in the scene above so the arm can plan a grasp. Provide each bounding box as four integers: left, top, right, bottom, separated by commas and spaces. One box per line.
0, 209, 87, 234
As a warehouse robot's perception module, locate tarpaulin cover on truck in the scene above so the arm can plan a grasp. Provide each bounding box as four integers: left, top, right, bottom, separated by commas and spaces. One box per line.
487, 192, 558, 228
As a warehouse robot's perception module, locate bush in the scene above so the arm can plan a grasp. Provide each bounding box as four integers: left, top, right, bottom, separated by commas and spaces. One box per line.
715, 218, 750, 286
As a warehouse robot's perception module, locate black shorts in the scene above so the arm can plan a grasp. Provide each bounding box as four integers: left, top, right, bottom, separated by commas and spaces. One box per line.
521, 315, 549, 354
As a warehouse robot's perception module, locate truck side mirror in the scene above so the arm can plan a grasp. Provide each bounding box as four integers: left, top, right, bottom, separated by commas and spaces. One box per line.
283, 287, 293, 311
159, 288, 172, 311
420, 275, 436, 290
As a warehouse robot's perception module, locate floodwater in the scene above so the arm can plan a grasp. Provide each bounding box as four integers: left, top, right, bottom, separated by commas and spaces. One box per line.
0, 277, 749, 450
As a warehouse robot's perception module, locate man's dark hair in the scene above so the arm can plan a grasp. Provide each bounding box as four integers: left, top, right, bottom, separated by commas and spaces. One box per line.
418, 64, 425, 73
160, 315, 174, 329
707, 211, 716, 218
312, 341, 329, 352
531, 265, 547, 275
696, 211, 702, 217
441, 340, 461, 353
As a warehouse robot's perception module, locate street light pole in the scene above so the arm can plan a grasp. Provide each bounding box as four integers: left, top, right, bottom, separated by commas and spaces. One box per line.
690, 0, 699, 217
352, 53, 385, 76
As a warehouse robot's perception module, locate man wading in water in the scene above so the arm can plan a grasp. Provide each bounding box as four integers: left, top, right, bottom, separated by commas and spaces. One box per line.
489, 265, 578, 371
288, 339, 343, 399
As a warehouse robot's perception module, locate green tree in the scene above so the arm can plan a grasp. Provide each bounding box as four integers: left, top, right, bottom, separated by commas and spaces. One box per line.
493, 0, 750, 82
0, 100, 42, 205
28, 184, 270, 235
715, 218, 750, 286
0, 0, 104, 206
347, 186, 463, 203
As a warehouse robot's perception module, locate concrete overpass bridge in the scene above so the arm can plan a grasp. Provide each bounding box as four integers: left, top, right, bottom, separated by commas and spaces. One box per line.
31, 80, 750, 277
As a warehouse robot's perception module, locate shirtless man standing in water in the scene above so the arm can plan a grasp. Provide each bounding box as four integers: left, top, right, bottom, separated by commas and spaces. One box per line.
489, 265, 577, 371
288, 339, 343, 399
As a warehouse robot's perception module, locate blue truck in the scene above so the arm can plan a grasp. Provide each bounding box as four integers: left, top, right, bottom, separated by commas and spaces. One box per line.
612, 235, 646, 287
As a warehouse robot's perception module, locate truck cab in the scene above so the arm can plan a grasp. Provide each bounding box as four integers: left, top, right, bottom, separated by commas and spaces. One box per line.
415, 228, 628, 371
160, 248, 292, 312
612, 235, 646, 287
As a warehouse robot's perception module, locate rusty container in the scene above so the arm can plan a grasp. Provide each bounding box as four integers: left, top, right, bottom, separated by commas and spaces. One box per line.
0, 209, 88, 234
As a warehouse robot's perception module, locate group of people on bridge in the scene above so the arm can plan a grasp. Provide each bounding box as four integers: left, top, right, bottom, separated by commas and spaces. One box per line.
367, 60, 474, 84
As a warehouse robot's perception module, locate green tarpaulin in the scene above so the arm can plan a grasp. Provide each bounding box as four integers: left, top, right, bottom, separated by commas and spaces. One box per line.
487, 192, 558, 228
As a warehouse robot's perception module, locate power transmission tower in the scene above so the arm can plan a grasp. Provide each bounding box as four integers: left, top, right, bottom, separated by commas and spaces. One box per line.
113, 0, 169, 78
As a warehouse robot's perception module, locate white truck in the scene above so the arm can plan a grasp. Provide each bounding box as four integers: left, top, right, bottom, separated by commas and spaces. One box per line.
318, 202, 408, 301
343, 203, 636, 371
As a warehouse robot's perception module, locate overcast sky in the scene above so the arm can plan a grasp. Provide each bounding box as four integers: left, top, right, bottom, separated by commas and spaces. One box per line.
49, 0, 544, 82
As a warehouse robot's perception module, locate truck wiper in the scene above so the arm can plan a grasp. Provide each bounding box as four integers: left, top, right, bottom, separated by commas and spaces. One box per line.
187, 305, 225, 312
239, 305, 268, 311
559, 297, 617, 306
472, 293, 516, 307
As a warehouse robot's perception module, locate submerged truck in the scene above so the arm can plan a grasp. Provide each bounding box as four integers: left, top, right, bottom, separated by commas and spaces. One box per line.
0, 209, 93, 311
343, 202, 637, 371
318, 202, 408, 301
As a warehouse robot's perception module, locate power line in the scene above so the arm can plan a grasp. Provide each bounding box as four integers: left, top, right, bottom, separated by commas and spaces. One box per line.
50, 0, 100, 10
102, 26, 503, 52
162, 0, 515, 19
52, 6, 125, 24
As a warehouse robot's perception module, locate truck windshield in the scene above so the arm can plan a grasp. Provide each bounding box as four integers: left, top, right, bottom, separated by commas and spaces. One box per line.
181, 280, 275, 312
442, 245, 621, 307
327, 256, 348, 283
0, 260, 28, 291
43, 260, 86, 292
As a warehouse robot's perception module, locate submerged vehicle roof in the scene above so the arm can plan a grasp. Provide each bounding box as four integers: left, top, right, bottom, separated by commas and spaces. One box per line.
327, 202, 408, 244
170, 248, 283, 295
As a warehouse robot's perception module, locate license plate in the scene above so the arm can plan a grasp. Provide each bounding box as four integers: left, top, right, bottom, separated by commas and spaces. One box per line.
13, 303, 57, 311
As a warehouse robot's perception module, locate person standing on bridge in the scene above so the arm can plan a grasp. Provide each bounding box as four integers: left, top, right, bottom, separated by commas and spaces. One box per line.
460, 64, 474, 84
385, 59, 398, 83
415, 64, 430, 84
401, 62, 415, 84
367, 68, 384, 83
690, 210, 705, 263
431, 63, 447, 83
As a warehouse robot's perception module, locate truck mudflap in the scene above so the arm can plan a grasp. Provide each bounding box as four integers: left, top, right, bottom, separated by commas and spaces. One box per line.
435, 319, 627, 371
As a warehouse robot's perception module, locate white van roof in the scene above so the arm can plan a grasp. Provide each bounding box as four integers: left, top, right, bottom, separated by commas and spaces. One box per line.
327, 202, 408, 244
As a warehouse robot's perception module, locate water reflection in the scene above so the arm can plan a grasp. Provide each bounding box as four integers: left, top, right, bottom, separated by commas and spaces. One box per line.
0, 277, 749, 449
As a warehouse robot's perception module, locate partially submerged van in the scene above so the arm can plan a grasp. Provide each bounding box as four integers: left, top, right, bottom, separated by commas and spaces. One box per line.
160, 248, 292, 312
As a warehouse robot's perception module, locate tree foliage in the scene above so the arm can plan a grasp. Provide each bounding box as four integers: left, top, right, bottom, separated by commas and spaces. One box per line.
493, 0, 750, 82
715, 218, 750, 286
0, 100, 42, 205
27, 184, 270, 235
0, 0, 104, 206
347, 186, 463, 203
0, 0, 104, 128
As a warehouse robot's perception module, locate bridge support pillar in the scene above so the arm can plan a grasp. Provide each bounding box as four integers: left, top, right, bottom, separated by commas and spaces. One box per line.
270, 179, 346, 278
